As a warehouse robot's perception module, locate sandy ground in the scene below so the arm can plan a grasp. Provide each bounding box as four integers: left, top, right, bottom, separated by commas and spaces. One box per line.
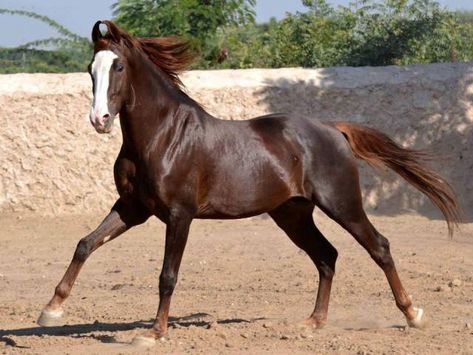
0, 212, 472, 354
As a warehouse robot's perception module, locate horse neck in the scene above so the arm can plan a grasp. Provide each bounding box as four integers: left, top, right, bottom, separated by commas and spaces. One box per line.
119, 55, 202, 157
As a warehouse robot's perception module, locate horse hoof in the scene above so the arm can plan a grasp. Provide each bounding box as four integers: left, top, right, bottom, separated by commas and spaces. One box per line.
406, 307, 427, 329
131, 335, 157, 347
37, 308, 64, 327
298, 318, 325, 329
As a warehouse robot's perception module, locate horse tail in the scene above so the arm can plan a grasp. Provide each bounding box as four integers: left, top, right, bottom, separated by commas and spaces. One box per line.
332, 121, 462, 236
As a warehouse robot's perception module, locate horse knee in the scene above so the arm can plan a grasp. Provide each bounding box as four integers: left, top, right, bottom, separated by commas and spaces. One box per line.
159, 272, 177, 296
318, 262, 335, 279
318, 247, 338, 278
326, 242, 338, 265
74, 238, 93, 262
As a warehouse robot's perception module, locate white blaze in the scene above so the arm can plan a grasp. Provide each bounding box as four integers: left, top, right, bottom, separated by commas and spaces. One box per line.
90, 50, 118, 121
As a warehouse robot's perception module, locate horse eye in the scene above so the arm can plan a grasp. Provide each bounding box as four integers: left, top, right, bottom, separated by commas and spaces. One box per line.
116, 64, 124, 72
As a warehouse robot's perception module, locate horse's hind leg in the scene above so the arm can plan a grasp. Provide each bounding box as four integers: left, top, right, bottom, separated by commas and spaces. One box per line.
315, 168, 426, 328
269, 199, 338, 328
38, 199, 150, 327
339, 214, 425, 327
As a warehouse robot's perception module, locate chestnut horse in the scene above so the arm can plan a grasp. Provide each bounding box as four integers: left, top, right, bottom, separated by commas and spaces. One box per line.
38, 21, 460, 346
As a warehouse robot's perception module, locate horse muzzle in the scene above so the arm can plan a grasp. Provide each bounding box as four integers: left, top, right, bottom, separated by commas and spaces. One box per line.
90, 111, 115, 134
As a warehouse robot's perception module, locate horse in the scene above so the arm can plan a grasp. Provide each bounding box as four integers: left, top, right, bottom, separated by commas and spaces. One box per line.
37, 20, 461, 346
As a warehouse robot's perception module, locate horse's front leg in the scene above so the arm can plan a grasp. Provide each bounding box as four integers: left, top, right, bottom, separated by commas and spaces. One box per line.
38, 199, 150, 326
133, 209, 192, 346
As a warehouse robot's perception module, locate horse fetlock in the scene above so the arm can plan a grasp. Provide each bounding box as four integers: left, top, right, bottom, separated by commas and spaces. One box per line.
54, 284, 71, 300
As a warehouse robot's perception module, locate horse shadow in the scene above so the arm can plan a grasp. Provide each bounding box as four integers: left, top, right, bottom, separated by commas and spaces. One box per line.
0, 313, 261, 348
255, 63, 473, 222
0, 312, 410, 349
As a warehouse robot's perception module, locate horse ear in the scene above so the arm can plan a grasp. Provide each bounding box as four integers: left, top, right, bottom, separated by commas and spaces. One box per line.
92, 20, 122, 44
91, 21, 103, 43
101, 20, 121, 43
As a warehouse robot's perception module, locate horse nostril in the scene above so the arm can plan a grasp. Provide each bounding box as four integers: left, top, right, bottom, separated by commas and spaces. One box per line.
103, 113, 111, 120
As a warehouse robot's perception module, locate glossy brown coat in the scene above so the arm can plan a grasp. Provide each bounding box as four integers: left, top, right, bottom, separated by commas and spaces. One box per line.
38, 21, 461, 344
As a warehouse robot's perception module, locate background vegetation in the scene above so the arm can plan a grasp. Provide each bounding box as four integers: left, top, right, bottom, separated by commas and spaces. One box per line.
0, 9, 90, 73
1, 0, 473, 73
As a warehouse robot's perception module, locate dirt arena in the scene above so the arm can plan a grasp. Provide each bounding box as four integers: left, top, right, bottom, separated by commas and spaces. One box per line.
0, 212, 471, 354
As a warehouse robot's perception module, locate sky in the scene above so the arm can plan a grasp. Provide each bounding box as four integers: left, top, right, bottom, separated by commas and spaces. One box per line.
1, 0, 473, 47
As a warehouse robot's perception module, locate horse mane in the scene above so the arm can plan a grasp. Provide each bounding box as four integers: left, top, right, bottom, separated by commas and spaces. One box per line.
92, 20, 195, 88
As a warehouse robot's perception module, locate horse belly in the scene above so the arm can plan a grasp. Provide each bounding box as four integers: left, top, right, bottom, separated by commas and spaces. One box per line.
197, 177, 297, 219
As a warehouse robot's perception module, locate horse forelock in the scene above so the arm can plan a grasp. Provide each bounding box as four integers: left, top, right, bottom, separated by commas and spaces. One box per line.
93, 21, 195, 88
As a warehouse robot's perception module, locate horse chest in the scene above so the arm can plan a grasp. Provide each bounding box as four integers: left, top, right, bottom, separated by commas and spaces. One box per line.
115, 156, 187, 214
114, 155, 154, 202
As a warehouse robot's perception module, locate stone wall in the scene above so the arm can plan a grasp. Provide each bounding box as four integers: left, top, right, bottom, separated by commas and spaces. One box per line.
1, 63, 472, 219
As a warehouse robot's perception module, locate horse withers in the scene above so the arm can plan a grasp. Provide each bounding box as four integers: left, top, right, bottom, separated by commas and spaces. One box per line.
37, 21, 461, 346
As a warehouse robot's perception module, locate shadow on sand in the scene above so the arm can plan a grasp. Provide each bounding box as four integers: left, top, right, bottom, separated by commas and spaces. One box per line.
0, 313, 263, 348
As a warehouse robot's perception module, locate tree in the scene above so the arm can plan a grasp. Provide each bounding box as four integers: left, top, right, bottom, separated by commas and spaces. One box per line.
0, 9, 91, 73
257, 0, 473, 68
112, 0, 256, 66
341, 0, 451, 66
1, 1, 473, 73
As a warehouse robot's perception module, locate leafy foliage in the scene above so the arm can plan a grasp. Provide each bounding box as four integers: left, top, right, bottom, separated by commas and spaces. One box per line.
1, 1, 473, 73
0, 9, 91, 73
112, 0, 256, 67
0, 48, 90, 73
454, 10, 473, 24
213, 0, 473, 68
